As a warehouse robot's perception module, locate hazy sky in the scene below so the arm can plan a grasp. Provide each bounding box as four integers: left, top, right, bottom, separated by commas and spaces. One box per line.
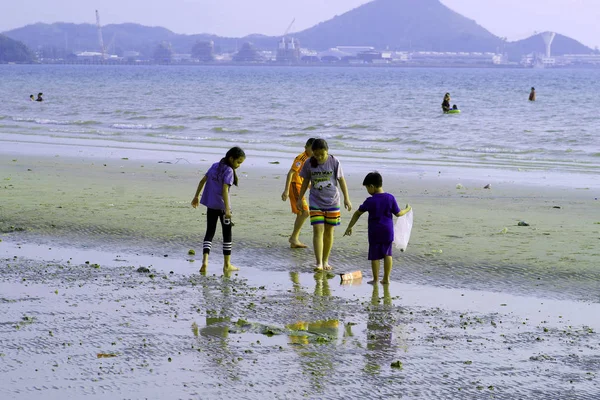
1, 0, 598, 48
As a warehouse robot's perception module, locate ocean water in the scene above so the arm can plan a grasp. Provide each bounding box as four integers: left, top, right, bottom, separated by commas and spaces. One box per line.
1, 65, 599, 175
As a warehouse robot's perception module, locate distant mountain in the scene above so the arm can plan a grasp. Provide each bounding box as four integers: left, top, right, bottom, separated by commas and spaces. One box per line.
294, 0, 502, 52
0, 34, 35, 63
505, 33, 594, 62
1, 0, 595, 59
3, 22, 180, 57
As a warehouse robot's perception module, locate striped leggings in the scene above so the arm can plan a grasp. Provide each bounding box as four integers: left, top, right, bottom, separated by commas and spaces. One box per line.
203, 208, 232, 255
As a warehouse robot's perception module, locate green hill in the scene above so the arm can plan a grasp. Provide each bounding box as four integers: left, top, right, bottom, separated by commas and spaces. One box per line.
0, 34, 35, 63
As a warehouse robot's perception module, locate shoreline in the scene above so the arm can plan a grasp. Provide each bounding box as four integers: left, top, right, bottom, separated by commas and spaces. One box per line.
2, 134, 599, 189
10, 61, 600, 70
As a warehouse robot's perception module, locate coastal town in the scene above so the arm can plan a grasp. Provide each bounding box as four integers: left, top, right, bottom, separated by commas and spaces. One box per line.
34, 34, 600, 68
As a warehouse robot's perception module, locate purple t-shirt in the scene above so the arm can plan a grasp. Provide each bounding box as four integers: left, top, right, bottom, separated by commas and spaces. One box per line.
200, 161, 234, 210
299, 155, 343, 208
358, 192, 401, 244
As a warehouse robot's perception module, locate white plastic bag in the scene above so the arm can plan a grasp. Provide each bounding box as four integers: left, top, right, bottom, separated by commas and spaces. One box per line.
394, 208, 413, 252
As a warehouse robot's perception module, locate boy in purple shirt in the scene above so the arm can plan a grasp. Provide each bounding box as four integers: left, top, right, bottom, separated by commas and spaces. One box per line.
344, 172, 411, 285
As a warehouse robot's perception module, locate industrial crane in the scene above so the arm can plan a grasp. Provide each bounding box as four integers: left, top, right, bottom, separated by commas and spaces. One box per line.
279, 18, 295, 50
283, 18, 295, 38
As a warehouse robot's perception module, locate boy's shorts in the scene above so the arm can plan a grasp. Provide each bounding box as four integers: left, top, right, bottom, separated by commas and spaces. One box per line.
368, 242, 393, 260
289, 184, 309, 214
309, 206, 341, 226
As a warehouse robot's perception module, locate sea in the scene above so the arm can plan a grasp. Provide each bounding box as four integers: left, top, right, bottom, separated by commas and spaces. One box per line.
1, 64, 599, 185
2, 65, 600, 399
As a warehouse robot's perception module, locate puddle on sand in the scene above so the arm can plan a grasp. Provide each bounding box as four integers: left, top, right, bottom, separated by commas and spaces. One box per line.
0, 241, 599, 399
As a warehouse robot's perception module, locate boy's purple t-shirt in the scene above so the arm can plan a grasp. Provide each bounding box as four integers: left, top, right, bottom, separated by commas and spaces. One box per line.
200, 161, 234, 210
358, 192, 401, 244
299, 155, 343, 208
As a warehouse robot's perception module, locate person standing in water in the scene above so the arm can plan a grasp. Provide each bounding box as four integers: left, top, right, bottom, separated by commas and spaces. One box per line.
442, 93, 451, 113
29, 95, 35, 101
281, 138, 315, 249
529, 87, 536, 101
36, 93, 43, 102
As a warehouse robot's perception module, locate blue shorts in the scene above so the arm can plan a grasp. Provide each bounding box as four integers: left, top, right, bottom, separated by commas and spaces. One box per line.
368, 242, 393, 260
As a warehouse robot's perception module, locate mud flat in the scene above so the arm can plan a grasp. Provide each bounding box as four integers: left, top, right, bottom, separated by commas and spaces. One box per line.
1, 144, 599, 398
0, 242, 599, 399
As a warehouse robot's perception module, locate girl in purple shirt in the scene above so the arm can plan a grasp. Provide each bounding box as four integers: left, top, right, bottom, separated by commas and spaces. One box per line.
191, 147, 245, 273
344, 172, 411, 285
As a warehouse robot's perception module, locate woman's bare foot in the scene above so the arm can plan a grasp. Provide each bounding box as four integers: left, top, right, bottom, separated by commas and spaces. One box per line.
367, 280, 379, 285
380, 279, 390, 285
200, 264, 208, 274
322, 263, 333, 271
314, 263, 324, 272
223, 264, 239, 272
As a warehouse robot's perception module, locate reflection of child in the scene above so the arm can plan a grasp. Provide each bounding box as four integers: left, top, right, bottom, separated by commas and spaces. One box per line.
344, 172, 410, 285
297, 139, 352, 271
191, 147, 246, 273
281, 138, 315, 248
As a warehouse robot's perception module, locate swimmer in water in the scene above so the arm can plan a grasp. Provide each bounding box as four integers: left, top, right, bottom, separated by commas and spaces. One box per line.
529, 87, 536, 102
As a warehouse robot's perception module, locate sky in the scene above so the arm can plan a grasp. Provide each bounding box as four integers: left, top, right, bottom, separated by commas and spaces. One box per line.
1, 0, 598, 48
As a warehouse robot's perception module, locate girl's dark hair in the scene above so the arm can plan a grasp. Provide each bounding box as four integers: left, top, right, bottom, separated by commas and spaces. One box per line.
220, 146, 245, 186
363, 172, 383, 188
305, 137, 316, 147
309, 139, 329, 167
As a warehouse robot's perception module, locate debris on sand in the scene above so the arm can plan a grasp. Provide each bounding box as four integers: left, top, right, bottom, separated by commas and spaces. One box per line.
97, 353, 118, 358
391, 361, 403, 369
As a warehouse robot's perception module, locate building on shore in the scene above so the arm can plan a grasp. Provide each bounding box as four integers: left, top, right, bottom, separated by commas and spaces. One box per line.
276, 38, 301, 63
233, 42, 263, 62
560, 53, 600, 65
191, 41, 215, 62
411, 51, 506, 65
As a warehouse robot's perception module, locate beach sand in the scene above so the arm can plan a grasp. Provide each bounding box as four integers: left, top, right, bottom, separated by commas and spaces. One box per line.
1, 145, 599, 398
2, 148, 599, 291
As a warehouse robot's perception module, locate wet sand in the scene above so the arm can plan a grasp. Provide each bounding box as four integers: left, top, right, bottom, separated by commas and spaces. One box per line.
1, 242, 599, 399
1, 145, 600, 398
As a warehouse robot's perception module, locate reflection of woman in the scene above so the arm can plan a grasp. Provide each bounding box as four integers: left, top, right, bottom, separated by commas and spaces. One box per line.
441, 93, 451, 113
